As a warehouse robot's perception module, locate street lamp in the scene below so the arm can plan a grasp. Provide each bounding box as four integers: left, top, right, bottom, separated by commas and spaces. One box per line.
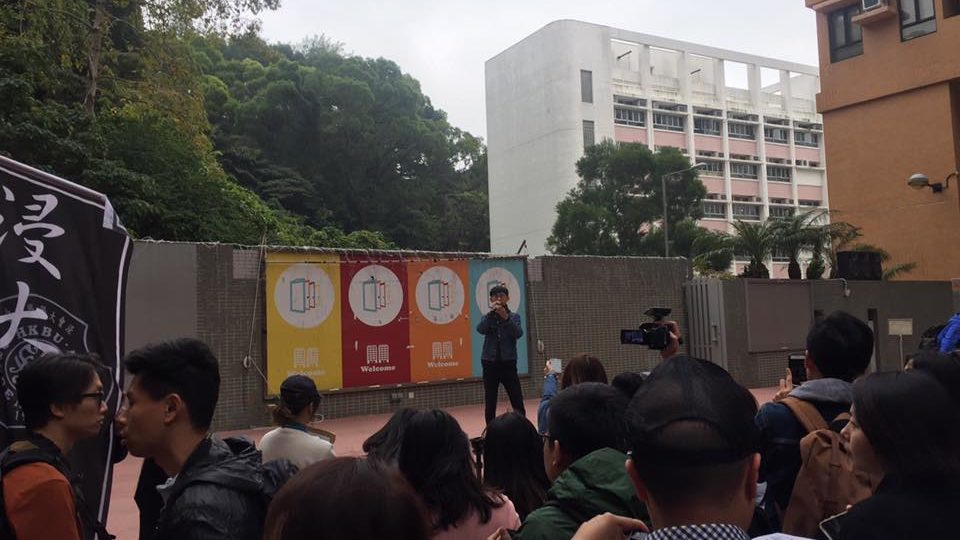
662, 162, 708, 257
907, 171, 956, 193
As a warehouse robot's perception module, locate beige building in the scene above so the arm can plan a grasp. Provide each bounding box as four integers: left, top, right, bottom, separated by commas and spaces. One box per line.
805, 0, 960, 280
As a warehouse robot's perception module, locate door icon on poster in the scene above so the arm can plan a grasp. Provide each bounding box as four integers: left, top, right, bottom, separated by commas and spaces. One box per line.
362, 276, 388, 312
427, 280, 451, 311
289, 278, 317, 314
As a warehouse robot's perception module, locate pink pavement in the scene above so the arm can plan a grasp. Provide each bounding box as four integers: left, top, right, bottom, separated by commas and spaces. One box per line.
106, 387, 779, 539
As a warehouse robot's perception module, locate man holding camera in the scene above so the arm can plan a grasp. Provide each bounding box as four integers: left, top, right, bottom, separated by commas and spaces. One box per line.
477, 285, 526, 424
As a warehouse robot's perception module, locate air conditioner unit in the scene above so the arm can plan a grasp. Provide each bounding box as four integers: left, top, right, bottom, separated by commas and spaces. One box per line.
862, 0, 883, 10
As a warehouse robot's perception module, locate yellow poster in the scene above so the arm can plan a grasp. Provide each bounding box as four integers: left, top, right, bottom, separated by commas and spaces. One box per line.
265, 253, 342, 393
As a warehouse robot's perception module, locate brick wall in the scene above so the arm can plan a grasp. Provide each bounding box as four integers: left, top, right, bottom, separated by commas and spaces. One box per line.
126, 242, 691, 431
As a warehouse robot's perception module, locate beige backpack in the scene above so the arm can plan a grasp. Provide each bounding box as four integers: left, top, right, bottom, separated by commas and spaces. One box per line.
778, 397, 876, 538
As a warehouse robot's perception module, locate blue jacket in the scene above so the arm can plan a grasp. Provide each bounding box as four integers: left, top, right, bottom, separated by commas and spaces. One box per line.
938, 313, 960, 354
476, 311, 523, 363
537, 373, 559, 434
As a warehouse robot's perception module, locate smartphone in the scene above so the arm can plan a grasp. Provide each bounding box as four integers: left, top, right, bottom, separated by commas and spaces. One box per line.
788, 353, 807, 384
819, 510, 849, 540
547, 358, 562, 374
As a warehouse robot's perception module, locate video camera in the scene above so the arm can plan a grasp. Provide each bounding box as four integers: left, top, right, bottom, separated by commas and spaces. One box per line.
620, 308, 673, 350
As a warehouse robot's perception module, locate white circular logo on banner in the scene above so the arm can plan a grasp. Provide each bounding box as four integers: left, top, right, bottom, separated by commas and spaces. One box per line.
414, 266, 465, 324
474, 267, 521, 313
348, 265, 404, 327
274, 264, 336, 329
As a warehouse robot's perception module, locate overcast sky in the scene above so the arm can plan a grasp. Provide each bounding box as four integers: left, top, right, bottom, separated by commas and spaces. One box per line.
258, 1, 820, 140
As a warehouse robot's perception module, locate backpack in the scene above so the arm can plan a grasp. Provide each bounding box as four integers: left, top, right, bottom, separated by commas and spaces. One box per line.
0, 440, 115, 540
778, 397, 876, 538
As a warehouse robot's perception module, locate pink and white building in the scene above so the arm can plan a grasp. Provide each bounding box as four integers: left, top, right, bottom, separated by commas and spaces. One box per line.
486, 20, 827, 276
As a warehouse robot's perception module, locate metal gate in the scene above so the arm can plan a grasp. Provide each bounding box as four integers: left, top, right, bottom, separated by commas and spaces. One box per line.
685, 278, 728, 370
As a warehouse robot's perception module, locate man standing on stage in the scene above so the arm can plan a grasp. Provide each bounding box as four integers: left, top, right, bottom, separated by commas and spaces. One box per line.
476, 285, 525, 424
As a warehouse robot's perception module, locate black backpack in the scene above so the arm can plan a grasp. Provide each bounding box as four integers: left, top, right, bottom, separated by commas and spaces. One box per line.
0, 440, 115, 540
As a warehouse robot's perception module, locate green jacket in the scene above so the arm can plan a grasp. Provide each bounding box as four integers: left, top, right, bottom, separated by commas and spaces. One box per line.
512, 447, 647, 540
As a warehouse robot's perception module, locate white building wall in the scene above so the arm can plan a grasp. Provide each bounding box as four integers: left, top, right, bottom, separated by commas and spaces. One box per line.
486, 20, 827, 260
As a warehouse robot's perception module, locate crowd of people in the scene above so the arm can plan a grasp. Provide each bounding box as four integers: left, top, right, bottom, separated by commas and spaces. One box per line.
2, 307, 960, 540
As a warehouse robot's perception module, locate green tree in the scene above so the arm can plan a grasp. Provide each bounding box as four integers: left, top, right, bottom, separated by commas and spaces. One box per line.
547, 142, 706, 255
770, 210, 828, 280
731, 220, 777, 278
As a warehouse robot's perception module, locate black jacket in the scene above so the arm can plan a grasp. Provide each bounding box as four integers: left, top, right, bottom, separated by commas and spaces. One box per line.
835, 473, 960, 539
151, 437, 265, 540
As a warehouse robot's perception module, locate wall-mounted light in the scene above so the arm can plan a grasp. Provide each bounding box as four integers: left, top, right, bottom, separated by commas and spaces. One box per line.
907, 171, 957, 193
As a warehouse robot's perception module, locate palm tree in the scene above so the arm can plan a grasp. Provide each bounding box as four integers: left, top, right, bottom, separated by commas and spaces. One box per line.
690, 229, 735, 275
770, 210, 828, 280
731, 220, 776, 278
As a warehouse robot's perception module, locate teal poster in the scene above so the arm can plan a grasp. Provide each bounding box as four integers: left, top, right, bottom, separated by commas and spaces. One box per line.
468, 259, 529, 377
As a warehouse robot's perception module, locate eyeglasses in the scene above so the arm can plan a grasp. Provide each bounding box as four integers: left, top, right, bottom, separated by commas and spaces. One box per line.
80, 392, 105, 407
541, 433, 554, 445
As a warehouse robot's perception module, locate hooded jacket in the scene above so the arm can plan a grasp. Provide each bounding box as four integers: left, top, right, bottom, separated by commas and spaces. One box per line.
512, 447, 647, 540
756, 378, 853, 529
937, 313, 960, 354
151, 437, 266, 540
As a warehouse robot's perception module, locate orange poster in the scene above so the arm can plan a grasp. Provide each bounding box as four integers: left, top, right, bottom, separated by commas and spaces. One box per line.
406, 260, 472, 382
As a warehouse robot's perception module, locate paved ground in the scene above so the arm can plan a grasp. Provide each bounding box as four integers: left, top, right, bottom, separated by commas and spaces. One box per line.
106, 387, 778, 539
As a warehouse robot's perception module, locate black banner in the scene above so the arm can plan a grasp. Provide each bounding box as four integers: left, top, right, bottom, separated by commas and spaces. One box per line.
0, 155, 131, 536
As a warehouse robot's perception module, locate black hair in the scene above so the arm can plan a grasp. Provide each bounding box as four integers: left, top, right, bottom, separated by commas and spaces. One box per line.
124, 338, 220, 430
630, 421, 752, 508
264, 457, 431, 540
363, 408, 417, 465
397, 410, 504, 532
853, 371, 960, 478
548, 382, 628, 461
18, 353, 103, 430
908, 350, 960, 406
806, 311, 873, 381
560, 354, 608, 389
488, 285, 509, 297
611, 371, 645, 399
482, 412, 550, 520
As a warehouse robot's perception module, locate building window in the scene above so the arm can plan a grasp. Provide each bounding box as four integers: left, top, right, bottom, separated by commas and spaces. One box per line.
653, 113, 685, 132
767, 165, 792, 182
731, 163, 759, 180
698, 160, 724, 176
769, 206, 795, 219
799, 199, 822, 207
614, 107, 645, 127
901, 0, 937, 40
764, 127, 789, 144
580, 70, 593, 103
728, 122, 756, 140
694, 117, 722, 136
732, 203, 761, 220
794, 131, 820, 148
945, 0, 960, 18
582, 120, 595, 148
828, 5, 864, 62
703, 202, 727, 218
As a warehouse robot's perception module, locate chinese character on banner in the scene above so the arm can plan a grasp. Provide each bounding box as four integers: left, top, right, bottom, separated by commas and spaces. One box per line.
0, 156, 131, 530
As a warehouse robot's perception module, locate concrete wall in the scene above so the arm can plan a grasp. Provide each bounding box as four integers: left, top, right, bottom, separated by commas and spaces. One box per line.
125, 241, 691, 431
721, 278, 955, 387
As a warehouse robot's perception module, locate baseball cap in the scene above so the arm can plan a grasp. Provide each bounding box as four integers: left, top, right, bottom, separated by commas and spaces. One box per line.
626, 356, 759, 467
280, 374, 321, 407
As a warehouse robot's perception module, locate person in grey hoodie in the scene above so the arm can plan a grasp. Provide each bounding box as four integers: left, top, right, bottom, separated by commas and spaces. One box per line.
755, 311, 873, 531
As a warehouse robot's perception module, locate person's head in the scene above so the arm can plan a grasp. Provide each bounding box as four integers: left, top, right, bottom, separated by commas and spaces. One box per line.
397, 409, 501, 531
611, 371, 645, 399
17, 353, 108, 448
560, 354, 608, 389
842, 370, 960, 479
264, 457, 431, 540
804, 311, 873, 382
117, 338, 220, 459
363, 407, 417, 466
544, 382, 627, 482
905, 350, 960, 406
626, 356, 760, 530
488, 285, 509, 306
482, 412, 550, 519
273, 375, 322, 426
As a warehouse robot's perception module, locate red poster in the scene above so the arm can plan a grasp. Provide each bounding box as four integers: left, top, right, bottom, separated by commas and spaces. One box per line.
340, 259, 411, 388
